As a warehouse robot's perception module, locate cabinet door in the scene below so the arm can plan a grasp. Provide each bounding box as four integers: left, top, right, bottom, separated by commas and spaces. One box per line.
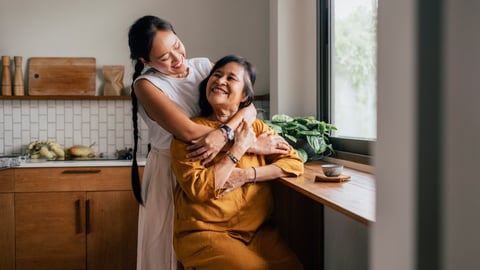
0, 193, 15, 270
15, 192, 86, 270
87, 191, 138, 270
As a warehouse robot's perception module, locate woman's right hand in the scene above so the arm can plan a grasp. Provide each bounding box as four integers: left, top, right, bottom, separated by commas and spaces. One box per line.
186, 129, 226, 164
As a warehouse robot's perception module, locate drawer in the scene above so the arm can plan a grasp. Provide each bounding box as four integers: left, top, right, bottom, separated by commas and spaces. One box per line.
14, 167, 143, 192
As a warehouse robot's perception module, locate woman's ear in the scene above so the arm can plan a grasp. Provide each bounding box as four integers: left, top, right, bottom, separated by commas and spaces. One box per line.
241, 94, 249, 103
139, 57, 147, 65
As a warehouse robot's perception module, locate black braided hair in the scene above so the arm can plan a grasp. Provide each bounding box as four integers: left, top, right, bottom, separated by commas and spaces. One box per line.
130, 61, 144, 205
128, 15, 176, 205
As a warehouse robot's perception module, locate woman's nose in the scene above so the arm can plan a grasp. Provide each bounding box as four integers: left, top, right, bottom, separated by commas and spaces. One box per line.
216, 76, 226, 85
172, 52, 182, 64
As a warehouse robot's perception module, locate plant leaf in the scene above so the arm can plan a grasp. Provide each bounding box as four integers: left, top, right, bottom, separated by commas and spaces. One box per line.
284, 134, 297, 143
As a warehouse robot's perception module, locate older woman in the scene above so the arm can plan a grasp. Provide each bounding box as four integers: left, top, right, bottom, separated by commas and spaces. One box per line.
170, 55, 304, 270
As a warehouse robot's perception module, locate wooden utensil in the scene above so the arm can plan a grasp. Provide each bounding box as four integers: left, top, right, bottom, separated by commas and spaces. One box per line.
2, 56, 12, 96
13, 56, 24, 96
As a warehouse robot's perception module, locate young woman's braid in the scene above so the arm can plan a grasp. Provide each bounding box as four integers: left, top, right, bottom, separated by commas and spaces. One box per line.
131, 60, 144, 205
128, 15, 176, 205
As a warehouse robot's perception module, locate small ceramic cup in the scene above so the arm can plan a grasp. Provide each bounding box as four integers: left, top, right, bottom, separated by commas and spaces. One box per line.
321, 164, 344, 177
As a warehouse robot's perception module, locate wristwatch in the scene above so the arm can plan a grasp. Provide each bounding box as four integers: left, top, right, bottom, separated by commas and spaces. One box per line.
219, 124, 235, 141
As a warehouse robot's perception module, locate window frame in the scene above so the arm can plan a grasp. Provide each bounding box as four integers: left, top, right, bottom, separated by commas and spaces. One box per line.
317, 0, 375, 165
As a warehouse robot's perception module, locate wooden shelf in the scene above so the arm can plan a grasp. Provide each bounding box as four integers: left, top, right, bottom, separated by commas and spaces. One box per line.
0, 95, 130, 100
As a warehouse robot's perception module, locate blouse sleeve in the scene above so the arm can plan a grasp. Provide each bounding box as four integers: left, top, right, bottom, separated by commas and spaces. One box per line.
170, 137, 218, 202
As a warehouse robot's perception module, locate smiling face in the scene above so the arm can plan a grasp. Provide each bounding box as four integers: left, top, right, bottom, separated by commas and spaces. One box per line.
141, 30, 187, 77
205, 62, 248, 119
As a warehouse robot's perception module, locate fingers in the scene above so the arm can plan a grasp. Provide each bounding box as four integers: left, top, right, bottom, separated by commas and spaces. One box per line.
186, 139, 203, 151
272, 148, 289, 154
202, 153, 215, 165
259, 130, 273, 137
186, 146, 207, 159
275, 141, 290, 151
187, 149, 214, 162
186, 145, 208, 160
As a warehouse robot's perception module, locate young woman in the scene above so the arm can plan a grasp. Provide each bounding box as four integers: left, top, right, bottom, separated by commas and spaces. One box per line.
128, 16, 290, 270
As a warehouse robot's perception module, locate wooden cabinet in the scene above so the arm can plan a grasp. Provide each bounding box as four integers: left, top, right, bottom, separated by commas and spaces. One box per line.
0, 169, 15, 270
15, 192, 86, 270
12, 166, 141, 270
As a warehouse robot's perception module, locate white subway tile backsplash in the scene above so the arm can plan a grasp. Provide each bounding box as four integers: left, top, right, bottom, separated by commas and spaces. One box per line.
12, 107, 21, 123
0, 106, 4, 121
13, 122, 21, 138
30, 107, 39, 122
47, 122, 56, 138
48, 107, 56, 122
64, 122, 73, 138
39, 100, 47, 114
21, 102, 30, 114
39, 115, 47, 131
4, 115, 12, 130
56, 114, 65, 130
0, 99, 148, 157
38, 130, 48, 142
107, 115, 115, 130
82, 107, 90, 122
30, 123, 39, 139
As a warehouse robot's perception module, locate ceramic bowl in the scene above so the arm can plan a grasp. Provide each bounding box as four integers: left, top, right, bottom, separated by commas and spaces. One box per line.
321, 164, 344, 177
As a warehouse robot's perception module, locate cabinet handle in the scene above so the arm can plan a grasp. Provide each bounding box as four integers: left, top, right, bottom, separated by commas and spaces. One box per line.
75, 199, 82, 234
62, 169, 101, 174
86, 199, 91, 234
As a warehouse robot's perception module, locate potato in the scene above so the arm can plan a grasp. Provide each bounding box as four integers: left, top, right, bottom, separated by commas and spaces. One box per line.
67, 145, 95, 157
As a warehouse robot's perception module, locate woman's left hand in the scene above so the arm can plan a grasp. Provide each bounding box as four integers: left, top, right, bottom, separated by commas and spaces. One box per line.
186, 129, 226, 164
248, 130, 290, 155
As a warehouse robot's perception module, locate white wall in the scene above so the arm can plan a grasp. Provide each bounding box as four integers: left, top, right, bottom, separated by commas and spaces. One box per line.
0, 0, 270, 95
372, 0, 417, 269
270, 0, 317, 118
443, 0, 480, 268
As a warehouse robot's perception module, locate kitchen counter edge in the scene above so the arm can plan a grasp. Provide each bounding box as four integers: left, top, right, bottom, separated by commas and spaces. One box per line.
15, 159, 146, 168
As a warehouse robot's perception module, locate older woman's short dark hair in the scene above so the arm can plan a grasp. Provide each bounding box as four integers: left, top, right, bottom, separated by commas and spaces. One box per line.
198, 55, 256, 117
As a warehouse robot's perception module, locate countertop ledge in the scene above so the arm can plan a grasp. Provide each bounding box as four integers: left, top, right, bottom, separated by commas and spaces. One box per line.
278, 160, 375, 225
16, 159, 146, 168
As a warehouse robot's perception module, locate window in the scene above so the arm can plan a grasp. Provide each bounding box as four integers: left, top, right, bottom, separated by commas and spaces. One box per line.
318, 0, 378, 164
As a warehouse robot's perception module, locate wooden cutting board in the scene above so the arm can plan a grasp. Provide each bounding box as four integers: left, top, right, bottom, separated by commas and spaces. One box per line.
28, 57, 96, 96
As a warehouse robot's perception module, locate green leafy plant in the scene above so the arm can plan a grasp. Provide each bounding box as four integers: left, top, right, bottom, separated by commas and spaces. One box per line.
264, 114, 337, 163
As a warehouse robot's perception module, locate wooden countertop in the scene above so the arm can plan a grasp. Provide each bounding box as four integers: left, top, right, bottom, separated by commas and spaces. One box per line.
278, 160, 375, 225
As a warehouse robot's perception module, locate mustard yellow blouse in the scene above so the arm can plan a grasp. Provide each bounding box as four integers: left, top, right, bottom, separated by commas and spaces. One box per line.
170, 118, 304, 243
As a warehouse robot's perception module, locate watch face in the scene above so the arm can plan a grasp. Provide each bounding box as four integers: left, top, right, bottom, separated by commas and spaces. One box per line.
221, 124, 235, 141
227, 130, 234, 140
